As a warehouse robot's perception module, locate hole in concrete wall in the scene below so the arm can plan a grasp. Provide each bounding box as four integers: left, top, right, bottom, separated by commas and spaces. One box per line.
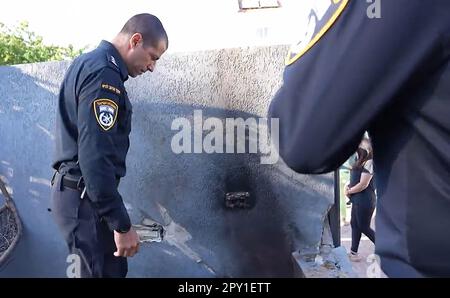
225, 191, 251, 209
224, 166, 256, 209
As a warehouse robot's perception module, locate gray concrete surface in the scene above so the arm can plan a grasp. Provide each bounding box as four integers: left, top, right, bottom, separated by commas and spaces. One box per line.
293, 246, 357, 278
0, 46, 334, 277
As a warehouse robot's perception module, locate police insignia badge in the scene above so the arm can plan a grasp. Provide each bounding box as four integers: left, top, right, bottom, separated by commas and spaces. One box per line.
285, 0, 349, 66
93, 99, 118, 131
110, 55, 118, 68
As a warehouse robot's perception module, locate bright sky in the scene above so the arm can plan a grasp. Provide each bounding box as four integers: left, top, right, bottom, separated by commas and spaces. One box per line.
0, 0, 310, 53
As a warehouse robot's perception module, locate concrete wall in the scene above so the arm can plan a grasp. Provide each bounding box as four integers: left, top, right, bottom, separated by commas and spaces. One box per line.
0, 46, 334, 277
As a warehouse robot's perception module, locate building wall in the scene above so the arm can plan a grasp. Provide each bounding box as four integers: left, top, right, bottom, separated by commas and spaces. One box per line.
0, 45, 333, 277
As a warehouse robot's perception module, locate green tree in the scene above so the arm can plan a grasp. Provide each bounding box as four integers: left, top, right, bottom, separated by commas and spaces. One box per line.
0, 21, 85, 65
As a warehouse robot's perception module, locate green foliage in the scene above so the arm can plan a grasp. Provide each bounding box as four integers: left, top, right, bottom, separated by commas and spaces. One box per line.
0, 21, 85, 65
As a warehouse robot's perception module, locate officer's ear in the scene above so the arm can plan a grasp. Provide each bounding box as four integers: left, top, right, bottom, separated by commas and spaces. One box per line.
129, 33, 143, 48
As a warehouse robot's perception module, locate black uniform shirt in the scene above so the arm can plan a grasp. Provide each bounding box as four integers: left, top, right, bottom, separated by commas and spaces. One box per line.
53, 40, 132, 232
269, 0, 450, 277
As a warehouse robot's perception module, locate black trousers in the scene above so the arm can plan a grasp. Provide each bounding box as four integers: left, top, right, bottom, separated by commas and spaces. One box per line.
51, 172, 127, 278
350, 197, 376, 253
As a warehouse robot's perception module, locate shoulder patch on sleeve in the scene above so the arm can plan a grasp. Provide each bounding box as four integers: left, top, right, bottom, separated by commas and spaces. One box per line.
93, 99, 118, 131
285, 0, 349, 66
101, 83, 122, 95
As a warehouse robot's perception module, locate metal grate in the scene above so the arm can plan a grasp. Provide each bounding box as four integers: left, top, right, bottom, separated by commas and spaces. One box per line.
0, 206, 18, 256
0, 177, 22, 267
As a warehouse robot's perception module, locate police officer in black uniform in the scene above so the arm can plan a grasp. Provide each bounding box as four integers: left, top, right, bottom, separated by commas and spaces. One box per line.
51, 13, 168, 277
269, 0, 450, 277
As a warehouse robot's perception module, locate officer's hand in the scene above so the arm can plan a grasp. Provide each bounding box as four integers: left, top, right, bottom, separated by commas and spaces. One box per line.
113, 228, 140, 258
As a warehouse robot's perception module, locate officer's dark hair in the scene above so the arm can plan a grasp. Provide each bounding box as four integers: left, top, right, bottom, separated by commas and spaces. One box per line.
120, 13, 169, 49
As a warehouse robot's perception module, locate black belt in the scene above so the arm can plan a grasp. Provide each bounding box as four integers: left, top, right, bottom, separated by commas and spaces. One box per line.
53, 171, 118, 191
61, 175, 84, 190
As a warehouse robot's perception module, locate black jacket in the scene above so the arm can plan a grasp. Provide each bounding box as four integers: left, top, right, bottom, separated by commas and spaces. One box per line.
53, 41, 132, 232
269, 0, 450, 277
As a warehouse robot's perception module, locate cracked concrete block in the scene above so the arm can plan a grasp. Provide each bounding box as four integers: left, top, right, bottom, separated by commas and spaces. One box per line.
292, 246, 357, 278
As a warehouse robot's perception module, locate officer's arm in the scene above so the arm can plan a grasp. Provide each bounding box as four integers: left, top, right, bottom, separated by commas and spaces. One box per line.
269, 0, 439, 174
77, 67, 131, 232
